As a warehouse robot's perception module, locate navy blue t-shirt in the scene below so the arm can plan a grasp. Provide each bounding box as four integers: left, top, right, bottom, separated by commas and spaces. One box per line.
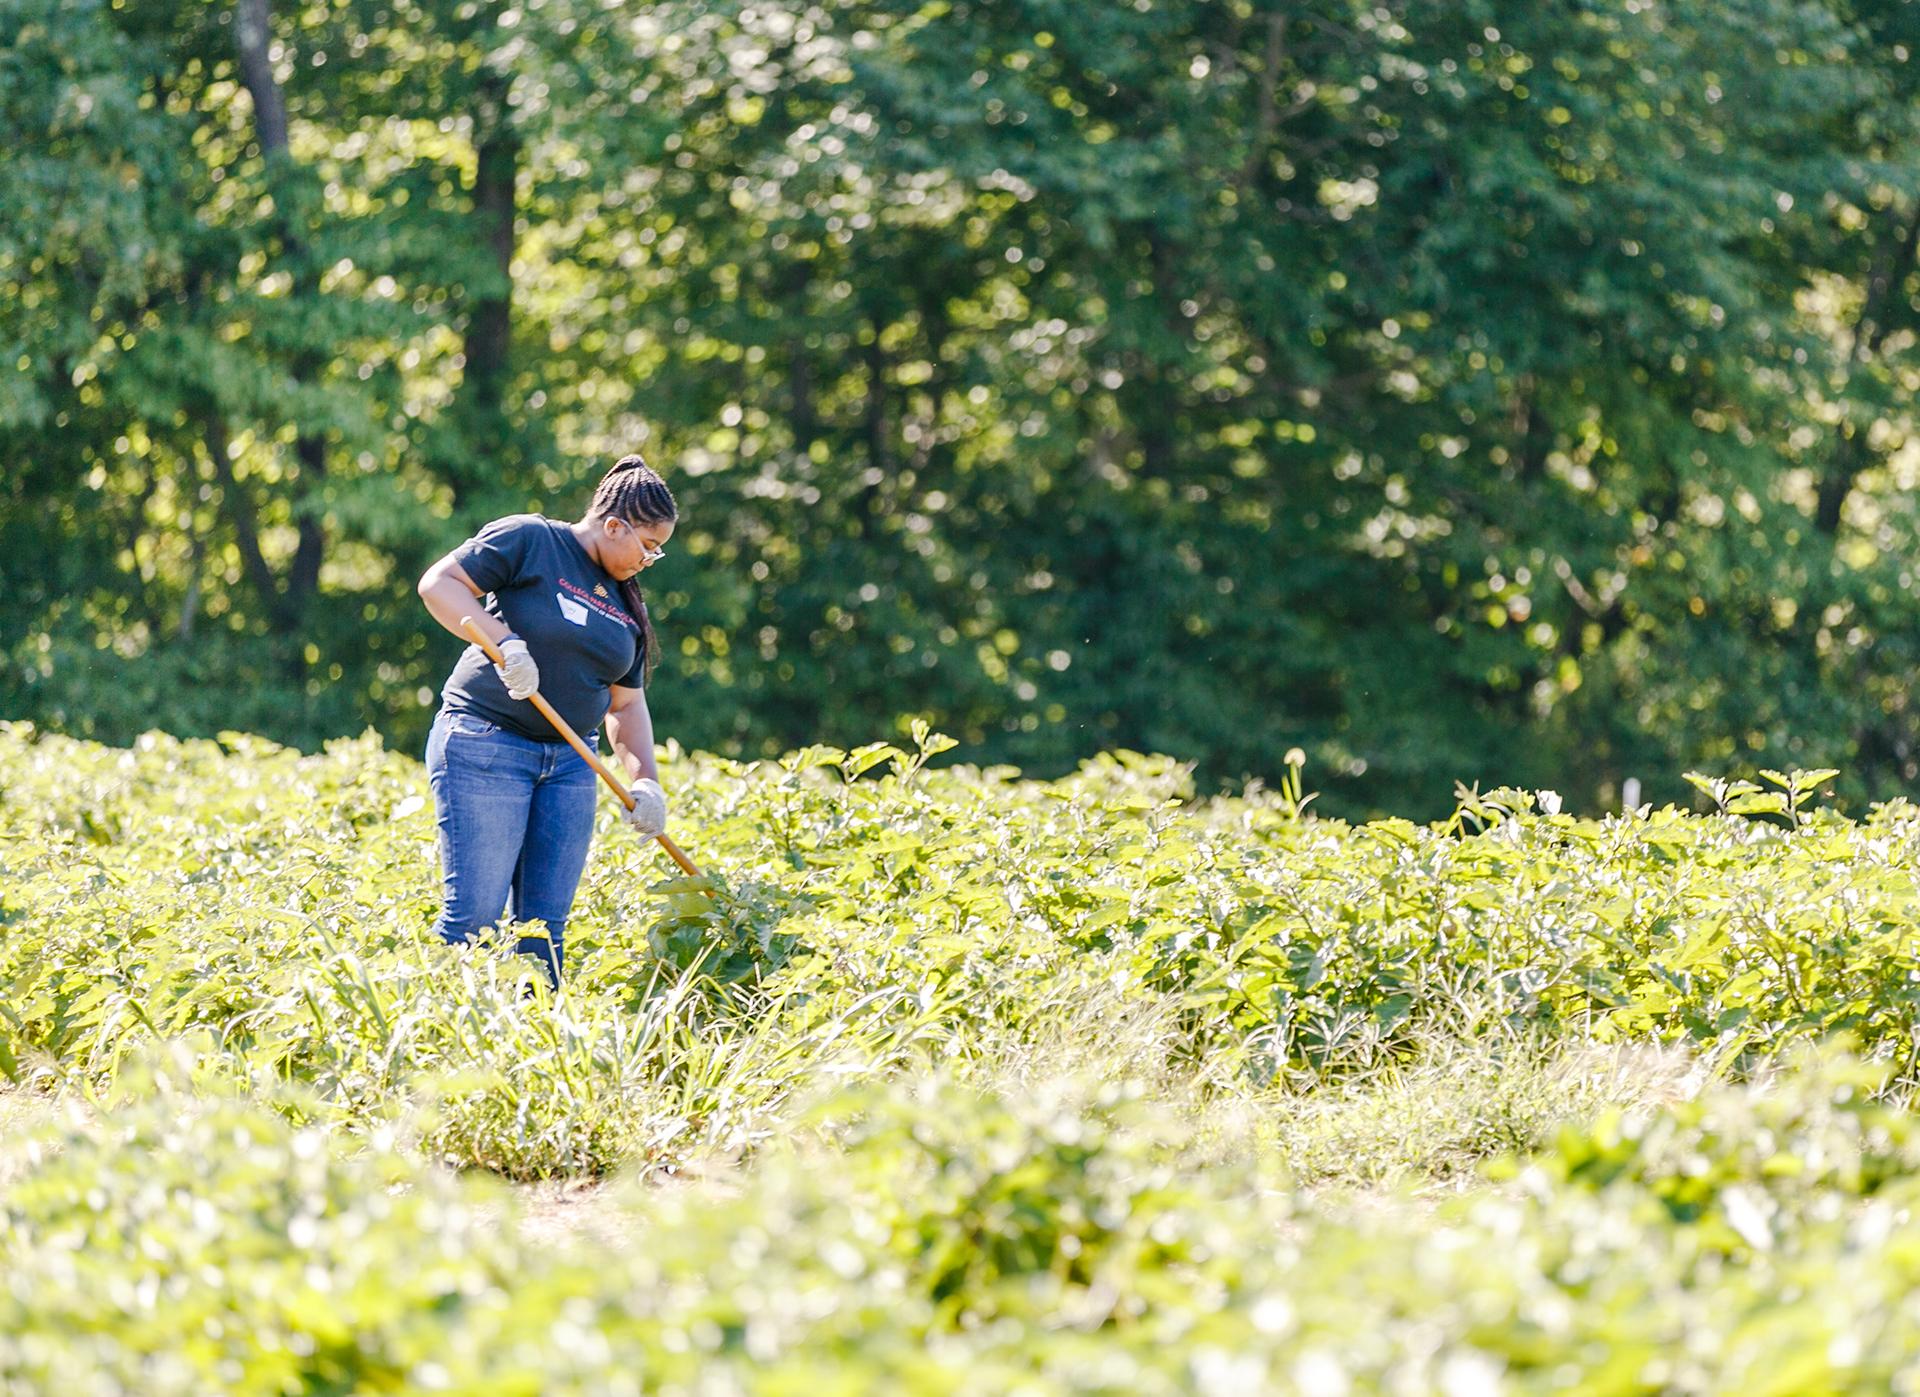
439, 515, 645, 742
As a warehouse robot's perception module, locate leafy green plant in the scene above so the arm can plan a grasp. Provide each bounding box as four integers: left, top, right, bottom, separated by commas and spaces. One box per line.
18, 1049, 1920, 1393
7, 721, 1920, 1162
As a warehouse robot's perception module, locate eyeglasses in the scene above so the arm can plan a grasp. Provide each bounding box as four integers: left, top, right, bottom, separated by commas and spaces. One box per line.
617, 519, 667, 564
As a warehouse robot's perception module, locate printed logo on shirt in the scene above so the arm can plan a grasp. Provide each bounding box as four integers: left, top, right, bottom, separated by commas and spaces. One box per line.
557, 577, 638, 631
555, 591, 590, 626
594, 583, 609, 598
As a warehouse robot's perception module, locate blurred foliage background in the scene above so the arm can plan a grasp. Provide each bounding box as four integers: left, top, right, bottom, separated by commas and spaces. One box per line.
6, 0, 1920, 818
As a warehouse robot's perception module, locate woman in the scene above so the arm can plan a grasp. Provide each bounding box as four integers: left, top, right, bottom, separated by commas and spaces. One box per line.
416, 454, 677, 986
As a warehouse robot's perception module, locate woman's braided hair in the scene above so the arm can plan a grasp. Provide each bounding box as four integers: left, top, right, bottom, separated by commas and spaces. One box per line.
589, 453, 677, 683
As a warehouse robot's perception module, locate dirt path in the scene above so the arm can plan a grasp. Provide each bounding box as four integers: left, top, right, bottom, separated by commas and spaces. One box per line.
510, 1178, 649, 1250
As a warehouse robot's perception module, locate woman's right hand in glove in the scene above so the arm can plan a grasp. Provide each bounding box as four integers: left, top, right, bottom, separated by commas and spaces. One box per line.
494, 636, 540, 700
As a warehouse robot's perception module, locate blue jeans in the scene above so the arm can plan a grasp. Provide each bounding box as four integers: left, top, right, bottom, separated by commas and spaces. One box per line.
425, 708, 599, 986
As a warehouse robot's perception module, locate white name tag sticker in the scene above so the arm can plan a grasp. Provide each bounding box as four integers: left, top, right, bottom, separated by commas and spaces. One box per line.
556, 592, 589, 626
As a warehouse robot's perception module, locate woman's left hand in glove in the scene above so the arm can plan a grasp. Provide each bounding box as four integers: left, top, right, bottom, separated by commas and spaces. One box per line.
624, 778, 668, 838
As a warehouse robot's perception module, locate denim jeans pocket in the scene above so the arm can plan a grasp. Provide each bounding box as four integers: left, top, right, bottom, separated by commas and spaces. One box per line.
444, 711, 503, 767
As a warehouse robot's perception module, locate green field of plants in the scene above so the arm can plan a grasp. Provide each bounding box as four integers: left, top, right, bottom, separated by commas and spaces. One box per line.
8, 722, 1920, 1392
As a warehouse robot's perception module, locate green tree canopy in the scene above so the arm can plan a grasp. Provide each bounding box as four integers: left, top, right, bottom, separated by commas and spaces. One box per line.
7, 0, 1920, 818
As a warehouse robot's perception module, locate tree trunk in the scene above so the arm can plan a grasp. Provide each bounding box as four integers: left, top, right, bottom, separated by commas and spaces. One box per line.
789, 345, 819, 452
1512, 375, 1553, 483
914, 285, 956, 482
288, 435, 327, 613
447, 73, 520, 507
201, 409, 282, 617
781, 262, 820, 451
1818, 201, 1920, 534
233, 0, 289, 154
234, 0, 327, 636
860, 318, 890, 527
177, 522, 206, 641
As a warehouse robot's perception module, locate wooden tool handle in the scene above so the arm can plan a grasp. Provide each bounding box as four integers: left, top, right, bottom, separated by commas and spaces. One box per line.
459, 616, 702, 877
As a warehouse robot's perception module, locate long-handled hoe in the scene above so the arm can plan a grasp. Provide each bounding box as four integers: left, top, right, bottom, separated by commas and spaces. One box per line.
461, 617, 703, 877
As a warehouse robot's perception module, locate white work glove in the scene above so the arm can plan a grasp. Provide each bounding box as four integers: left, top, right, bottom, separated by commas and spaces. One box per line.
624, 778, 668, 838
494, 636, 540, 700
